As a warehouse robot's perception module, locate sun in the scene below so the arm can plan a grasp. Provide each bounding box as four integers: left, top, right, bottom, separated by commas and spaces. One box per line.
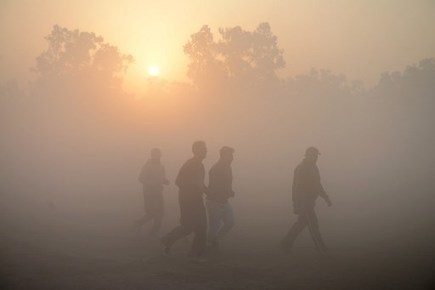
148, 65, 160, 77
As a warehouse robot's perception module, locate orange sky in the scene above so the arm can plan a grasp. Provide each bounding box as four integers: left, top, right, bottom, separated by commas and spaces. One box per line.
1, 0, 434, 88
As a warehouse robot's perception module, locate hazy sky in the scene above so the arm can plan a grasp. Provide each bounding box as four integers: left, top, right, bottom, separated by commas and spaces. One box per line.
1, 0, 434, 87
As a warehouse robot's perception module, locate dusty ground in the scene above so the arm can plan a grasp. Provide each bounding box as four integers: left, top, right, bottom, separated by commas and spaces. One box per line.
1, 197, 434, 290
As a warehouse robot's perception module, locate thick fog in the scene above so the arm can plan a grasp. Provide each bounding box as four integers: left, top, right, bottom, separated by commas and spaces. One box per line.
1, 22, 434, 289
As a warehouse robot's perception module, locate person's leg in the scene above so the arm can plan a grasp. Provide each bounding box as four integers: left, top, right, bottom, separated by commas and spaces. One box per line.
151, 215, 163, 235
161, 195, 194, 253
135, 214, 153, 226
190, 203, 207, 257
161, 224, 192, 253
206, 200, 222, 245
281, 214, 308, 250
135, 190, 153, 226
217, 203, 234, 239
306, 211, 327, 252
149, 193, 164, 235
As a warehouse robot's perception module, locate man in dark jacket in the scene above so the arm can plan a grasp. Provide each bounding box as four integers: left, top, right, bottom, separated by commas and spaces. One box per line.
281, 147, 332, 253
161, 141, 208, 260
206, 146, 235, 250
135, 148, 169, 235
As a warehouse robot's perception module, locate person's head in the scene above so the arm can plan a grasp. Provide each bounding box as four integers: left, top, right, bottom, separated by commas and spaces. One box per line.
304, 146, 320, 163
192, 141, 207, 160
150, 148, 161, 161
219, 146, 234, 165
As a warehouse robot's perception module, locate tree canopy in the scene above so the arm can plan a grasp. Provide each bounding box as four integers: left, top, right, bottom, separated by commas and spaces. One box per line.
34, 25, 133, 91
184, 23, 285, 89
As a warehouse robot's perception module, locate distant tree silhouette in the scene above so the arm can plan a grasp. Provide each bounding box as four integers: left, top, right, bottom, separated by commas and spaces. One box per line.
221, 23, 285, 83
0, 79, 20, 98
373, 58, 435, 130
26, 25, 136, 157
375, 58, 435, 99
287, 68, 354, 99
356, 58, 435, 181
33, 25, 133, 92
184, 25, 227, 90
184, 23, 285, 89
218, 26, 252, 82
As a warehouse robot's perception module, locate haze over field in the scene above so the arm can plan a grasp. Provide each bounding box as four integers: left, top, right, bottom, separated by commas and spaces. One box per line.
1, 1, 435, 289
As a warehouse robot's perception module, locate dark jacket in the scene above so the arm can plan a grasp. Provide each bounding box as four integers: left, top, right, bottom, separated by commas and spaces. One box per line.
176, 157, 206, 199
138, 159, 168, 192
176, 157, 207, 226
292, 159, 327, 213
207, 161, 234, 203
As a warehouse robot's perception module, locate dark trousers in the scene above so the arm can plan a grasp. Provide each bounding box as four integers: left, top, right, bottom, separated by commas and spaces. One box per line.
282, 210, 327, 252
162, 195, 207, 257
136, 189, 164, 234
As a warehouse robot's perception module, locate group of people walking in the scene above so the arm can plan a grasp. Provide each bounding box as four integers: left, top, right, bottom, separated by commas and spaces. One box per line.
136, 141, 332, 262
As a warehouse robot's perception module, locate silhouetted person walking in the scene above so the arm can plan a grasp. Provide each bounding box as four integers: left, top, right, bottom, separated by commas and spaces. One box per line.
281, 147, 332, 253
135, 148, 169, 235
161, 141, 208, 261
206, 146, 235, 251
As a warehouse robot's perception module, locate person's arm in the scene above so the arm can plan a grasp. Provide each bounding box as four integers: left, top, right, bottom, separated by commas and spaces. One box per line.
175, 162, 189, 188
320, 191, 332, 207
219, 166, 234, 197
318, 183, 330, 204
138, 165, 146, 184
202, 184, 209, 195
229, 167, 234, 197
162, 166, 169, 185
220, 166, 234, 197
176, 160, 205, 193
209, 165, 233, 197
199, 163, 208, 194
316, 167, 332, 207
292, 167, 300, 213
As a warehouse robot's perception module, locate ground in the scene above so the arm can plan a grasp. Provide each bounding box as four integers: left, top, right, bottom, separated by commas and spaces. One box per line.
1, 197, 434, 289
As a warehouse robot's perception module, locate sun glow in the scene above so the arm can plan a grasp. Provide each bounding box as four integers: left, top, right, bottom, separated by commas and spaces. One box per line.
148, 65, 160, 77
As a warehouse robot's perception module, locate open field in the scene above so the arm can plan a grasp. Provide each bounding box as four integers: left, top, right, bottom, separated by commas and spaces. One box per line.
1, 194, 434, 290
